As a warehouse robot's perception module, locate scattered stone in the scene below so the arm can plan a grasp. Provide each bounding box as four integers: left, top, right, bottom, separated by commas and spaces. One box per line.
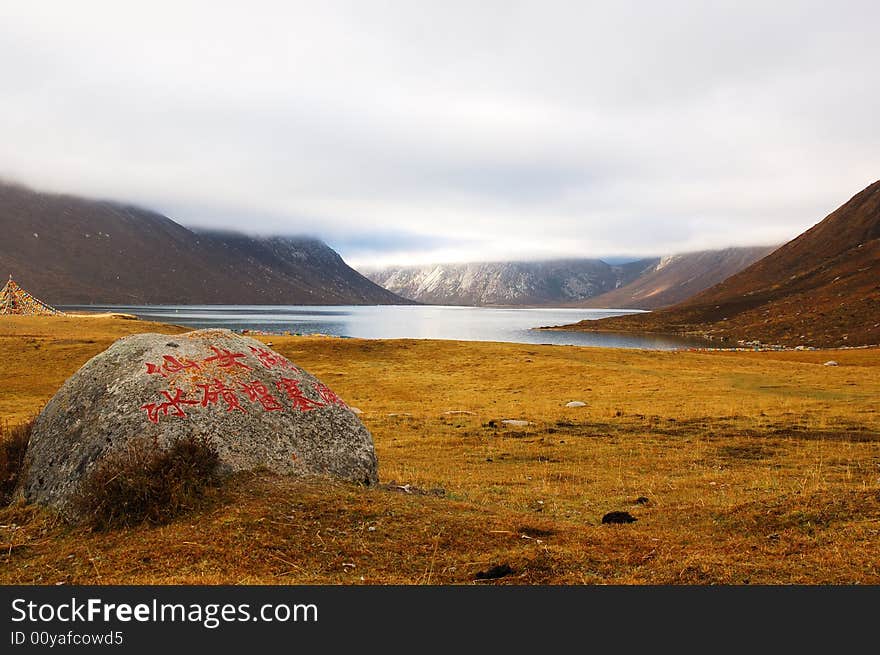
443, 410, 475, 415
474, 563, 513, 580
634, 496, 650, 505
601, 511, 637, 524
350, 407, 364, 415
565, 401, 587, 408
823, 360, 839, 366
380, 481, 445, 497
518, 525, 555, 538
387, 412, 412, 417
22, 329, 378, 517
501, 419, 531, 427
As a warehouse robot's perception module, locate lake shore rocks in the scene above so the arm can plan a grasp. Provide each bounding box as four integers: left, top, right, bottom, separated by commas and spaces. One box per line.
21, 329, 378, 514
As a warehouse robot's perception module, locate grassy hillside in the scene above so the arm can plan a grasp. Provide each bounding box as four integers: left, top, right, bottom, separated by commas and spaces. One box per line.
2, 316, 879, 583
560, 180, 880, 347
579, 246, 776, 309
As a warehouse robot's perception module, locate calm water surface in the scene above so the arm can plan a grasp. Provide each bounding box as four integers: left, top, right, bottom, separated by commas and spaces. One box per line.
61, 304, 713, 350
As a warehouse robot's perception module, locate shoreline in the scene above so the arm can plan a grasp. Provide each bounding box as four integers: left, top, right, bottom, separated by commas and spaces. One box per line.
9, 313, 877, 353
536, 323, 880, 353
62, 311, 139, 320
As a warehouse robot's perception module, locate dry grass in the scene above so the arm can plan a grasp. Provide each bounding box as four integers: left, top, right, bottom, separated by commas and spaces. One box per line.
72, 435, 223, 531
1, 315, 879, 584
0, 417, 34, 504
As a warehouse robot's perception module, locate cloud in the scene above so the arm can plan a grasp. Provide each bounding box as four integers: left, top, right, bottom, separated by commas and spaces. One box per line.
0, 1, 878, 266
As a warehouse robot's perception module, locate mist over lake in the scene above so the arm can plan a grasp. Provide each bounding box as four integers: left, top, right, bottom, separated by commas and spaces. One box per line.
60, 304, 713, 349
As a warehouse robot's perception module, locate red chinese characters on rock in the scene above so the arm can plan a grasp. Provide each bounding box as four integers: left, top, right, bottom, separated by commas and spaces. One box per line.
140, 343, 352, 422
240, 380, 284, 412
249, 346, 299, 372
141, 389, 199, 424
313, 382, 348, 409
145, 355, 201, 378
197, 378, 246, 413
203, 346, 252, 370
276, 377, 323, 412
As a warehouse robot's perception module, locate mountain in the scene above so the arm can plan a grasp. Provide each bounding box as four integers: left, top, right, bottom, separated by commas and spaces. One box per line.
365, 258, 658, 306
558, 180, 880, 347
0, 181, 408, 305
577, 246, 777, 309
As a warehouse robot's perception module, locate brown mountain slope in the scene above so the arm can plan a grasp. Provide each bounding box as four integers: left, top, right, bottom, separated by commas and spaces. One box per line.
558, 180, 880, 347
578, 246, 777, 309
0, 182, 409, 305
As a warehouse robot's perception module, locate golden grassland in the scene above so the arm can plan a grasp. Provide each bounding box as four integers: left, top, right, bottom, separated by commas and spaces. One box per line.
1, 315, 879, 584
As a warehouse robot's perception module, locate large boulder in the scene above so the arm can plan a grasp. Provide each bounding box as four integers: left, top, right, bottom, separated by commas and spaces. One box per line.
22, 329, 378, 513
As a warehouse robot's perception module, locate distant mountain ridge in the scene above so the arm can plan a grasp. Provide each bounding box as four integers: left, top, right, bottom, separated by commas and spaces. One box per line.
365, 258, 659, 306
560, 180, 880, 347
366, 245, 776, 308
578, 246, 777, 309
0, 182, 408, 305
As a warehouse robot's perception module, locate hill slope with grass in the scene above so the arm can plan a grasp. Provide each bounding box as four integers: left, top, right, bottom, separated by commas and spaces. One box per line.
0, 181, 409, 305
578, 246, 777, 309
558, 180, 880, 347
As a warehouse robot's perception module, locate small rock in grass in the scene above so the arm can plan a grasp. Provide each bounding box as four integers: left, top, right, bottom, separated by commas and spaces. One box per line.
634, 496, 650, 505
565, 401, 587, 408
350, 407, 364, 415
602, 511, 637, 524
501, 419, 531, 427
475, 563, 513, 580
823, 360, 839, 366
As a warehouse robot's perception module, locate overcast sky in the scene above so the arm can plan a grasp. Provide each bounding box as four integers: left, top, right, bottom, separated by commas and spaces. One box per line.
1, 1, 878, 267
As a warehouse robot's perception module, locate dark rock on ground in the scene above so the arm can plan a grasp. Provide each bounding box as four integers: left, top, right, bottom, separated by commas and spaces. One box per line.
475, 563, 514, 580
602, 511, 637, 524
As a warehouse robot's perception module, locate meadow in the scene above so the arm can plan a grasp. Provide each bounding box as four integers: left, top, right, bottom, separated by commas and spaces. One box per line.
2, 315, 879, 584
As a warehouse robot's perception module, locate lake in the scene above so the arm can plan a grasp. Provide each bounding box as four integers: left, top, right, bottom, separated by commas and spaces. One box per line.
60, 304, 714, 350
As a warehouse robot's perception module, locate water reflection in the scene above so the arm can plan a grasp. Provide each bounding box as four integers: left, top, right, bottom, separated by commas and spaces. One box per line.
61, 304, 714, 350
